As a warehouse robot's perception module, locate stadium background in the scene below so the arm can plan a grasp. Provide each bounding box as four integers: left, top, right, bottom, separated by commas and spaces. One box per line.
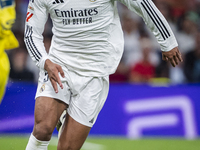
1, 0, 200, 149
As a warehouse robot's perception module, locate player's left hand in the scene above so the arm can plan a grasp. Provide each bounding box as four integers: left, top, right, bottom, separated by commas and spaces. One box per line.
162, 47, 183, 67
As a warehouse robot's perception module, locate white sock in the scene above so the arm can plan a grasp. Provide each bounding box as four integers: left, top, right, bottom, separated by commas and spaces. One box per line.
25, 133, 50, 150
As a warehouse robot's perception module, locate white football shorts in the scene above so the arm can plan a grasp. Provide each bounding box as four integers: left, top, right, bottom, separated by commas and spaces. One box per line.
35, 65, 109, 127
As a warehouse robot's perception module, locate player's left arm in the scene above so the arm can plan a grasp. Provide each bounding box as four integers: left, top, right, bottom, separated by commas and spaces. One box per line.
116, 0, 183, 66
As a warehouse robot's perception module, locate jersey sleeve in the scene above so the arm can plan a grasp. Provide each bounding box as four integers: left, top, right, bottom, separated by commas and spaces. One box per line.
117, 0, 178, 52
24, 0, 49, 70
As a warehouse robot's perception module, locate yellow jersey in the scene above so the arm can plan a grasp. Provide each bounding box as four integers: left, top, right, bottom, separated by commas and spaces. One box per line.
0, 0, 19, 101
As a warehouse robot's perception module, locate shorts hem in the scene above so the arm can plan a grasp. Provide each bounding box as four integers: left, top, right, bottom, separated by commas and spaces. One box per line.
68, 112, 93, 128
35, 94, 69, 105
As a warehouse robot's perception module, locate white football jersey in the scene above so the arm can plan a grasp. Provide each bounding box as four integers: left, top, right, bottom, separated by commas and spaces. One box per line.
24, 0, 178, 76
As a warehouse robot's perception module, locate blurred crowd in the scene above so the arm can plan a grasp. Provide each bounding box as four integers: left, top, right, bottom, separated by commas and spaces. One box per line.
7, 0, 200, 84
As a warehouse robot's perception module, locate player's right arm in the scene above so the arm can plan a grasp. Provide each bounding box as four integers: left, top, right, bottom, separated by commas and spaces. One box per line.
24, 0, 48, 70
24, 0, 64, 92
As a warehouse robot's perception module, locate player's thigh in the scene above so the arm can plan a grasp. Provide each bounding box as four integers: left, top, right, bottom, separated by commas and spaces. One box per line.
34, 97, 67, 133
58, 114, 91, 150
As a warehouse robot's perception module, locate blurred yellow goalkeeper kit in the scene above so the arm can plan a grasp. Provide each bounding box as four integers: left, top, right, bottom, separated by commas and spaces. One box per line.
0, 0, 19, 102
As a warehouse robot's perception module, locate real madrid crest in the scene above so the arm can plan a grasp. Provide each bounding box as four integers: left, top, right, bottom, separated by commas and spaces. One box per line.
40, 84, 45, 93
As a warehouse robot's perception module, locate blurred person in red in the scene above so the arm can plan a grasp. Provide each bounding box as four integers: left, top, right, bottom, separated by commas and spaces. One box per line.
129, 37, 156, 83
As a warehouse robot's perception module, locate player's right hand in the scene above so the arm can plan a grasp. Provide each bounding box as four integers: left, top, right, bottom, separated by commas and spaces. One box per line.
44, 59, 65, 93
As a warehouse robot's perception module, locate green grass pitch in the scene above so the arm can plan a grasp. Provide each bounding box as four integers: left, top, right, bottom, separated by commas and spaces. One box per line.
0, 135, 199, 150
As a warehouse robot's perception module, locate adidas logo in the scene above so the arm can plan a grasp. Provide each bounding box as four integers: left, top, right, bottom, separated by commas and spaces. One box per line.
52, 0, 64, 4
43, 72, 49, 82
89, 118, 94, 124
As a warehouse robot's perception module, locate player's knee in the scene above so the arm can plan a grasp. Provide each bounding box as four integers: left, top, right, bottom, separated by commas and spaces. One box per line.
33, 123, 54, 141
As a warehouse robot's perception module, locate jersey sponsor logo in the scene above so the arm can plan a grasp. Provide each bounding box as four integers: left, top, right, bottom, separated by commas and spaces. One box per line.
52, 0, 64, 4
54, 8, 98, 25
54, 8, 98, 18
26, 12, 34, 22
